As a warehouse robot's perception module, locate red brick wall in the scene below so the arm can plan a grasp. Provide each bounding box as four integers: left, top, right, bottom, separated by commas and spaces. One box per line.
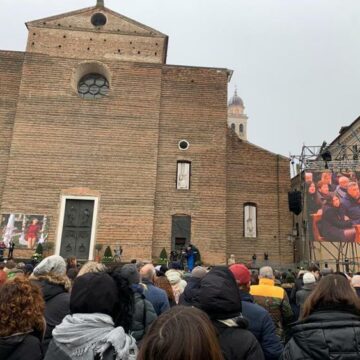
226, 131, 293, 265
152, 65, 229, 264
0, 52, 164, 261
0, 51, 24, 202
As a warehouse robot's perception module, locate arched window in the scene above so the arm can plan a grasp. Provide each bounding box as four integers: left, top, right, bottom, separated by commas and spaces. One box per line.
244, 203, 257, 238
240, 124, 244, 133
231, 123, 235, 131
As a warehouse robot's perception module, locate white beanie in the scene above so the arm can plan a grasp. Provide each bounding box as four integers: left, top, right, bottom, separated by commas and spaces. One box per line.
33, 255, 66, 276
303, 272, 316, 285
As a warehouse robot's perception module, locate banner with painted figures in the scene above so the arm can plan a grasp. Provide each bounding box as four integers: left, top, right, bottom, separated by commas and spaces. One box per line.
305, 170, 360, 242
0, 214, 49, 249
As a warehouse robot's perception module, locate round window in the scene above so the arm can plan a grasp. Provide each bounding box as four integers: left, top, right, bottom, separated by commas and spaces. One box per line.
78, 73, 109, 99
91, 13, 107, 27
178, 140, 190, 151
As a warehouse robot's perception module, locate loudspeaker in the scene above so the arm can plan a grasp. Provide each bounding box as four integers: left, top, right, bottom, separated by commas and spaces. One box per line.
288, 191, 302, 215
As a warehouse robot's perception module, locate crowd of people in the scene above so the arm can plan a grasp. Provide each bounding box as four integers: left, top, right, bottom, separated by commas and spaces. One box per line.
1, 255, 360, 359
305, 170, 360, 242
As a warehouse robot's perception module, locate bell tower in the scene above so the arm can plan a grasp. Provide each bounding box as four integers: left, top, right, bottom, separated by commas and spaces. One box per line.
227, 89, 248, 141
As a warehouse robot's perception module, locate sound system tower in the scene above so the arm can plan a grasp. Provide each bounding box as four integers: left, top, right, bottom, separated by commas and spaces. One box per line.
288, 190, 302, 215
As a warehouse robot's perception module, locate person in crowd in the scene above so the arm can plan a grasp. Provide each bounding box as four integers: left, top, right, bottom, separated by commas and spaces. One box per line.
251, 271, 259, 285
282, 274, 360, 360
66, 268, 78, 285
31, 255, 71, 353
195, 266, 264, 360
154, 274, 177, 307
8, 240, 15, 260
24, 263, 34, 276
154, 264, 168, 277
308, 264, 321, 281
45, 272, 138, 360
351, 274, 360, 297
77, 260, 106, 277
230, 264, 283, 360
336, 176, 350, 200
295, 272, 316, 318
184, 244, 196, 272
140, 264, 170, 315
321, 171, 336, 192
118, 264, 157, 342
281, 273, 295, 300
316, 180, 332, 208
342, 182, 360, 224
179, 266, 208, 306
319, 194, 356, 242
250, 266, 293, 340
306, 182, 321, 214
165, 269, 187, 304
304, 172, 313, 186
138, 306, 224, 360
0, 277, 45, 360
66, 256, 77, 272
3, 259, 16, 273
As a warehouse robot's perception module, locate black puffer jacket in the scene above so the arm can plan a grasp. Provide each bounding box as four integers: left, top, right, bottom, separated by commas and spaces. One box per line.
32, 275, 70, 353
131, 291, 157, 342
282, 307, 360, 360
195, 267, 264, 360
0, 333, 43, 360
178, 276, 201, 306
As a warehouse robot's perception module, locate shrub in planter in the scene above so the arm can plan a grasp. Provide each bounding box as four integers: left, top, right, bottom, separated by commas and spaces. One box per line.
101, 246, 113, 264
158, 247, 168, 265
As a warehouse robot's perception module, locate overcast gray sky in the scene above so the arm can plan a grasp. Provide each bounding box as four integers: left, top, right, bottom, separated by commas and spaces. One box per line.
2, 0, 360, 157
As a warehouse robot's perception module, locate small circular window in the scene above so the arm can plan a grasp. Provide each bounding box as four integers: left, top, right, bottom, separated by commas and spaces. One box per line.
78, 73, 109, 99
91, 13, 107, 27
178, 140, 190, 151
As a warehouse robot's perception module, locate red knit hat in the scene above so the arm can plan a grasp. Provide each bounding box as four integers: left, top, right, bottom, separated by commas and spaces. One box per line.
229, 264, 251, 285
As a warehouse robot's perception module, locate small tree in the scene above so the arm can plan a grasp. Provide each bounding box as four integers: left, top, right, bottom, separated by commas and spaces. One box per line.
35, 243, 43, 256
158, 247, 168, 265
160, 247, 168, 260
102, 246, 113, 265
32, 243, 43, 262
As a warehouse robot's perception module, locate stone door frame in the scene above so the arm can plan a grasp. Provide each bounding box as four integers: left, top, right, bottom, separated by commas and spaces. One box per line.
55, 195, 99, 260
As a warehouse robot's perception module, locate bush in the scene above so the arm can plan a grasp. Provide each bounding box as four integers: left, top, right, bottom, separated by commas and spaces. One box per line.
102, 246, 113, 264
159, 247, 168, 260
35, 243, 43, 255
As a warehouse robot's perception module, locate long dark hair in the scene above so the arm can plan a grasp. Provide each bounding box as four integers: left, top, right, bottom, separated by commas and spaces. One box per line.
137, 306, 224, 360
108, 265, 134, 332
302, 274, 360, 319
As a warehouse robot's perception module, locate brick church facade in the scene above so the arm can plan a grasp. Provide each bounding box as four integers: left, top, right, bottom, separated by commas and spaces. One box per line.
0, 2, 293, 265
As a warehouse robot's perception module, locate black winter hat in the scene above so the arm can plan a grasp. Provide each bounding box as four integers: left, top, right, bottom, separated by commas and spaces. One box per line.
70, 272, 119, 318
120, 264, 140, 285
195, 266, 242, 320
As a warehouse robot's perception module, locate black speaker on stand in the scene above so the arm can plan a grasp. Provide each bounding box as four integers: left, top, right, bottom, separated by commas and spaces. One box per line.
288, 190, 302, 215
